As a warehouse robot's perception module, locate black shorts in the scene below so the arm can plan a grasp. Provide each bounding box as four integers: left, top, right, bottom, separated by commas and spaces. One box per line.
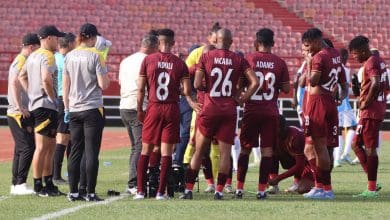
31, 107, 58, 138
57, 97, 70, 134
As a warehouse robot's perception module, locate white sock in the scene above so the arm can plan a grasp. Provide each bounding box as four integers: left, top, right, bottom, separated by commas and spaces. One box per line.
231, 136, 241, 171
334, 135, 343, 161
252, 147, 261, 163
70, 192, 79, 197
184, 189, 192, 194
343, 129, 355, 156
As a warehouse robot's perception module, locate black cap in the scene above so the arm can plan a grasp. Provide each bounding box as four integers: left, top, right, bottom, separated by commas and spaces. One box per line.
22, 33, 40, 46
80, 23, 100, 38
38, 25, 66, 39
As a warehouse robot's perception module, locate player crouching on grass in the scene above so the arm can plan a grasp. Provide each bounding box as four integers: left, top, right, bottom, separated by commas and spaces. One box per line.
268, 115, 314, 194
349, 36, 389, 198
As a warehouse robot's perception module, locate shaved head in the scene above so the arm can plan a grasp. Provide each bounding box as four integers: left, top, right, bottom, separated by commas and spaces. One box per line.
216, 28, 233, 49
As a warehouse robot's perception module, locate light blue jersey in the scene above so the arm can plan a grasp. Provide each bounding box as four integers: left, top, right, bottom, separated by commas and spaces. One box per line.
55, 52, 65, 97
338, 65, 353, 112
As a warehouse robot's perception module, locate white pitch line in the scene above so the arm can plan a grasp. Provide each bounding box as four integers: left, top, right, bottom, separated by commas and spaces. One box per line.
0, 196, 9, 202
30, 194, 129, 220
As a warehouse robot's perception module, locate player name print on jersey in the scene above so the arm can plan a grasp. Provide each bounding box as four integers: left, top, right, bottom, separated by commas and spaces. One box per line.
158, 61, 173, 69
332, 56, 341, 65
256, 61, 274, 69
214, 57, 232, 65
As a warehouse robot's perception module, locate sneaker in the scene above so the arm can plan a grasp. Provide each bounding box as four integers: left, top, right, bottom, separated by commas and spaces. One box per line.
84, 193, 104, 202
53, 178, 68, 185
67, 193, 84, 202
46, 185, 66, 196
351, 157, 360, 165
11, 183, 34, 195
233, 190, 243, 199
179, 191, 193, 200
204, 184, 215, 193
333, 160, 341, 168
156, 193, 168, 200
79, 188, 87, 198
266, 185, 280, 194
214, 192, 223, 200
36, 187, 49, 197
376, 183, 382, 192
324, 190, 335, 199
224, 184, 234, 194
126, 187, 137, 195
340, 154, 353, 165
303, 188, 325, 199
285, 183, 298, 193
256, 191, 267, 200
353, 190, 378, 198
133, 193, 145, 200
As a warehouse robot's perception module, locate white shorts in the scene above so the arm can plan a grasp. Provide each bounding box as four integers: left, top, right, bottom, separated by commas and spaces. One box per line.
338, 109, 357, 128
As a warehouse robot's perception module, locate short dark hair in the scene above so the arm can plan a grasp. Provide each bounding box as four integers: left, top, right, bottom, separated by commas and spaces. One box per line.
323, 38, 334, 48
210, 22, 222, 35
302, 28, 323, 42
58, 32, 76, 48
256, 28, 274, 47
148, 29, 158, 36
348, 35, 369, 51
157, 28, 175, 39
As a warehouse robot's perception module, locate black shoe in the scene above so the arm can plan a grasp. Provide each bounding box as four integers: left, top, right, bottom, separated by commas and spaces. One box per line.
47, 185, 66, 196
233, 191, 243, 199
179, 191, 193, 200
36, 187, 49, 197
79, 188, 87, 197
67, 193, 84, 202
53, 178, 68, 185
256, 192, 267, 200
84, 193, 104, 202
214, 192, 223, 200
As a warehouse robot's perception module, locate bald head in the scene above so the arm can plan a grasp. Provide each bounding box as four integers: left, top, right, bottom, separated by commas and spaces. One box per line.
216, 28, 233, 49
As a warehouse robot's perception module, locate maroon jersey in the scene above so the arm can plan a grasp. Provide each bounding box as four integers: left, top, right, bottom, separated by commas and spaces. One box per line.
311, 47, 346, 96
140, 52, 189, 103
280, 126, 305, 156
359, 55, 388, 120
197, 49, 251, 115
245, 52, 290, 115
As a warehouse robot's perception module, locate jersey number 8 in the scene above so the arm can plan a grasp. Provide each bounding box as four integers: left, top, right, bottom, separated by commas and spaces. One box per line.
157, 71, 170, 101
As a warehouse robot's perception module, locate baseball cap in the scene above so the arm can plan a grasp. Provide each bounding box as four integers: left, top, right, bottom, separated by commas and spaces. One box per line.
22, 33, 40, 46
38, 25, 66, 39
80, 23, 100, 38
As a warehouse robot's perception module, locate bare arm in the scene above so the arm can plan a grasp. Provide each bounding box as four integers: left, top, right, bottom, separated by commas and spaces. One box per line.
18, 68, 28, 92
360, 76, 380, 109
62, 73, 71, 110
281, 82, 290, 94
41, 68, 56, 101
137, 76, 147, 122
182, 77, 201, 113
238, 69, 259, 104
291, 73, 300, 109
11, 73, 29, 118
97, 74, 110, 90
338, 82, 349, 101
194, 69, 205, 90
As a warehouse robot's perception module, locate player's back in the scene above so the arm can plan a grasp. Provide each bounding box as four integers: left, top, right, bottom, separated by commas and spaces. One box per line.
312, 47, 345, 96
141, 52, 188, 104
199, 49, 249, 115
245, 51, 289, 114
